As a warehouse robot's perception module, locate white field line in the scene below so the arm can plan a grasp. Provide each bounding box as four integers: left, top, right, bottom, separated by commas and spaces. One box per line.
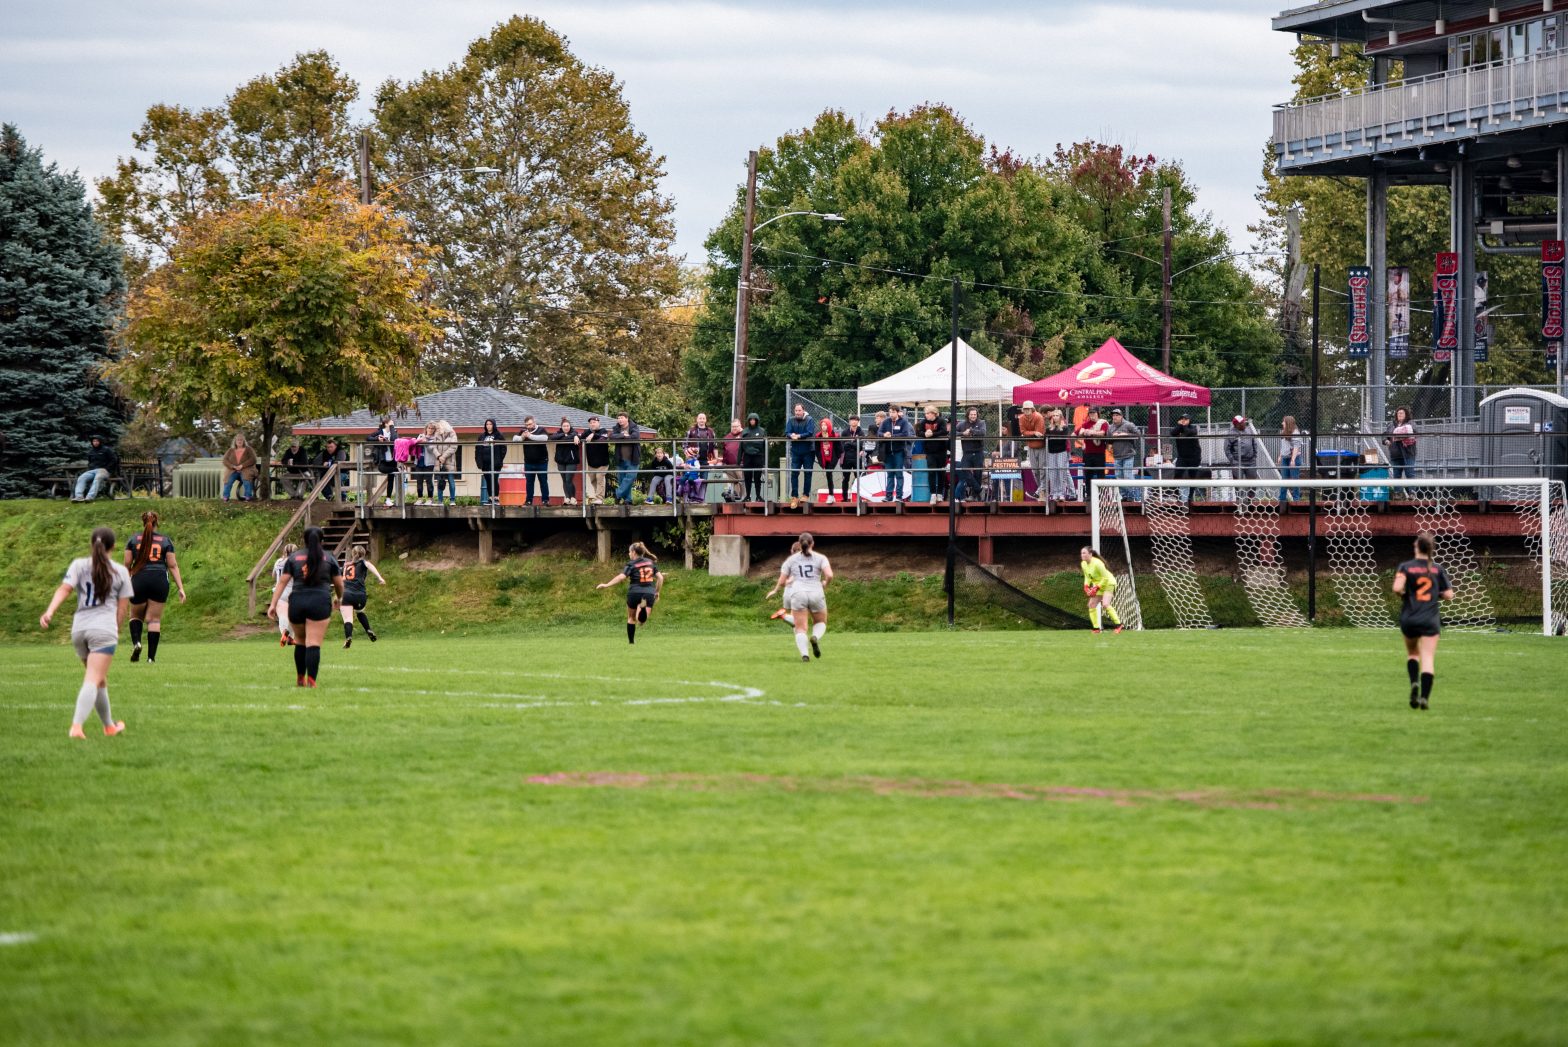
0, 932, 39, 946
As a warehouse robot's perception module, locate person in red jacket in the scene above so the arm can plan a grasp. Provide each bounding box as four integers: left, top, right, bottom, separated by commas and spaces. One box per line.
814, 416, 846, 503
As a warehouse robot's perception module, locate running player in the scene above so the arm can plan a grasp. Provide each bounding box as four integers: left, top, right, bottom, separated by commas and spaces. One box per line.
340, 544, 387, 648
595, 541, 664, 644
1080, 546, 1123, 634
271, 543, 298, 646
265, 526, 342, 687
764, 541, 802, 624
40, 526, 132, 739
777, 531, 832, 661
123, 511, 186, 664
1391, 530, 1454, 710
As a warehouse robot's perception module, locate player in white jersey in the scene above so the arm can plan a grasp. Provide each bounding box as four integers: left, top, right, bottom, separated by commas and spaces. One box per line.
764, 541, 801, 625
271, 543, 298, 646
776, 531, 833, 662
39, 526, 133, 739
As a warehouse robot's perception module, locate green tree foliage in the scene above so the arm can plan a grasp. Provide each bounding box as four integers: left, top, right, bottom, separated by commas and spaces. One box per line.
95, 50, 358, 269
373, 17, 683, 396
1258, 41, 1556, 388
110, 182, 441, 490
0, 125, 126, 498
562, 363, 692, 438
686, 108, 1277, 422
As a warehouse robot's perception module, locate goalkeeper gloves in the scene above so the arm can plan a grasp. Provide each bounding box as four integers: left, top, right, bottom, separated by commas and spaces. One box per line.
1084, 584, 1099, 596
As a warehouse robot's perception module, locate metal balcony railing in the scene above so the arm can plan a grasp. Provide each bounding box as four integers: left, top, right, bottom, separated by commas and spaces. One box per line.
1274, 49, 1568, 166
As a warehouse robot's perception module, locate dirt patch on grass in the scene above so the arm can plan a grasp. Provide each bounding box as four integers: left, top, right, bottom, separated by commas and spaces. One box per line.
525, 771, 1427, 810
227, 622, 272, 640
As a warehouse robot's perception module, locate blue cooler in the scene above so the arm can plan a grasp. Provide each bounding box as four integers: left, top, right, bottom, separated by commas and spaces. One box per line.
1360, 467, 1390, 502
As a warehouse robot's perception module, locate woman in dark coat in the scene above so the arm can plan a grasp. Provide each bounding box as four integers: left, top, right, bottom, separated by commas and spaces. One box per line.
553, 418, 582, 506
919, 405, 950, 501
740, 413, 768, 503
474, 418, 506, 507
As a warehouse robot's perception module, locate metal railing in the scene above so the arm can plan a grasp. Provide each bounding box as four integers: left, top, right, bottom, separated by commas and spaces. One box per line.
244, 462, 343, 616
1274, 49, 1568, 161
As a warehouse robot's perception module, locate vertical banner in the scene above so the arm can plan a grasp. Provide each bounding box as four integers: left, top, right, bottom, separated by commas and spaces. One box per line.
1474, 271, 1490, 364
1347, 266, 1371, 358
1543, 240, 1564, 370
1433, 251, 1459, 363
1387, 265, 1411, 359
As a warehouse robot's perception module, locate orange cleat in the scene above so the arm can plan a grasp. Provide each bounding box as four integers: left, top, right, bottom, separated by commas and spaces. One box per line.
68, 724, 86, 740
103, 721, 126, 737
305, 677, 317, 688
1113, 625, 1123, 635
296, 675, 306, 687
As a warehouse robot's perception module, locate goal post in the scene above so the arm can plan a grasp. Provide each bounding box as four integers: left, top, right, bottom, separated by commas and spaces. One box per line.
1089, 477, 1567, 637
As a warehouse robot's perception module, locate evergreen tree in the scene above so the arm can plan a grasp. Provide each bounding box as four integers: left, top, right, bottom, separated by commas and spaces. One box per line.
0, 125, 125, 499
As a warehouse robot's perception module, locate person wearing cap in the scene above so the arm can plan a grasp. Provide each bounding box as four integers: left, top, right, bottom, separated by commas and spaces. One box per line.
72, 435, 120, 502
1105, 408, 1144, 502
1169, 411, 1203, 502
1017, 399, 1048, 503
1224, 414, 1259, 500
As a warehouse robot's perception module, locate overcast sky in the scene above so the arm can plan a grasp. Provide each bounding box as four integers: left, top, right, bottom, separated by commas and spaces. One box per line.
2, 0, 1298, 263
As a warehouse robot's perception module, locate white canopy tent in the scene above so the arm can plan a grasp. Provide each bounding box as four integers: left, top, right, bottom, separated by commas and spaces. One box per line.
857, 338, 1029, 407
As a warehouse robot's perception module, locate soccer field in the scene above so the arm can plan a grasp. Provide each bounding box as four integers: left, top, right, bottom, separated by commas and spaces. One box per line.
2, 627, 1566, 1045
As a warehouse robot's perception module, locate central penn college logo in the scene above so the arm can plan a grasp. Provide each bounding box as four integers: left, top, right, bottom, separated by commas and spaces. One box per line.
1075, 361, 1116, 384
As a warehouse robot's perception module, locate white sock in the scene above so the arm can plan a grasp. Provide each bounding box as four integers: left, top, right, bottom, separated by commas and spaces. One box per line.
794, 631, 810, 657
95, 686, 114, 726
811, 622, 826, 641
73, 681, 97, 726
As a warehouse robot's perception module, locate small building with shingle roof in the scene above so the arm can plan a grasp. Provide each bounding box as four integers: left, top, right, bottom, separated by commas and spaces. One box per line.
291, 385, 655, 503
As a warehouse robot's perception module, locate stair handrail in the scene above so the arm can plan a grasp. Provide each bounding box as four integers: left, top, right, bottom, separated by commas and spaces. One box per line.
245, 462, 341, 616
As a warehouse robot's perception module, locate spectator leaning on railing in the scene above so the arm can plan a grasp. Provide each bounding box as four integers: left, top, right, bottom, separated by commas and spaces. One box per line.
431, 419, 459, 506
1106, 408, 1143, 501
71, 434, 120, 502
954, 407, 986, 502
317, 439, 346, 502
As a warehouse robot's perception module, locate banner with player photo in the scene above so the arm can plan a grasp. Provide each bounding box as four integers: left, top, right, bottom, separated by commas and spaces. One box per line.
1347, 266, 1371, 358
1474, 272, 1489, 364
1433, 252, 1459, 363
1387, 266, 1411, 359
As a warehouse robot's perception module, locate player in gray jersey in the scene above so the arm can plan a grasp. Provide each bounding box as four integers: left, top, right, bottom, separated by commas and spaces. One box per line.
776, 531, 833, 661
39, 526, 133, 739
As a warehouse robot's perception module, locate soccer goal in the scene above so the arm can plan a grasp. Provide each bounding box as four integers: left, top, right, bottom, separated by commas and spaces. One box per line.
1089, 477, 1568, 636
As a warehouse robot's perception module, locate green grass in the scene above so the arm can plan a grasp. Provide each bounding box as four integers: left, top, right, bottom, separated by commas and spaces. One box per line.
2, 627, 1566, 1045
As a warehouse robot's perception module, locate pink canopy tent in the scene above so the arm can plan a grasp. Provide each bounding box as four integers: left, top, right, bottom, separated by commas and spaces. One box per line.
1011, 338, 1211, 407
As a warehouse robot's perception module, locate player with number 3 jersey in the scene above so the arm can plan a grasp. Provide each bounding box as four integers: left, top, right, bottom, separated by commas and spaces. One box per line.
339, 544, 386, 649
1392, 530, 1454, 710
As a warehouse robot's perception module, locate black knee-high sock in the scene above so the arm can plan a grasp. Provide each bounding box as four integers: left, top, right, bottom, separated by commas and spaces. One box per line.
344, 620, 353, 639
626, 622, 636, 644
293, 643, 307, 677
147, 630, 160, 660
356, 611, 371, 632
306, 645, 322, 680
1407, 658, 1419, 683
1420, 672, 1434, 700
129, 619, 143, 646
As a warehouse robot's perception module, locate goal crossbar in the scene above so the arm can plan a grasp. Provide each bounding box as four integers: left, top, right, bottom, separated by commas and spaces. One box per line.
1088, 476, 1565, 637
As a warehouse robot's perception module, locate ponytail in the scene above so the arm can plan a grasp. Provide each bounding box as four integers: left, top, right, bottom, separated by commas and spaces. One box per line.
628, 541, 657, 562
1415, 531, 1435, 558
350, 544, 367, 563
90, 527, 116, 599
130, 511, 158, 575
303, 526, 325, 581
798, 531, 814, 554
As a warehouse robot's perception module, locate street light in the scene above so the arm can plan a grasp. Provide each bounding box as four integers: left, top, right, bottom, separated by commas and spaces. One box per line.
730, 149, 845, 422
356, 130, 501, 203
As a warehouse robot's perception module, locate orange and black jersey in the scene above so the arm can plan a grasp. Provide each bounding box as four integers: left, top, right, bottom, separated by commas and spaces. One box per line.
283, 550, 341, 593
341, 559, 369, 598
1396, 559, 1451, 631
126, 533, 175, 575
624, 557, 659, 595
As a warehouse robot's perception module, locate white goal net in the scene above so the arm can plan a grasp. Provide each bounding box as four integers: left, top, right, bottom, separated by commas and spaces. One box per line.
1091, 478, 1567, 636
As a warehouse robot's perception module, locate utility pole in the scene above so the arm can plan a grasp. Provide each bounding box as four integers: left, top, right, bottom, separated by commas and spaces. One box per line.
358, 131, 372, 205
1161, 185, 1173, 374
730, 150, 759, 424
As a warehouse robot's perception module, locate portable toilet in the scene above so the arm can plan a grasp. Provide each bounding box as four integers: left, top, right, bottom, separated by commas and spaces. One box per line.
1478, 388, 1568, 484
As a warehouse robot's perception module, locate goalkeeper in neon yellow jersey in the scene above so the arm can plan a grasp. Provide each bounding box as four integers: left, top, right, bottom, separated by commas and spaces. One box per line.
1080, 546, 1123, 634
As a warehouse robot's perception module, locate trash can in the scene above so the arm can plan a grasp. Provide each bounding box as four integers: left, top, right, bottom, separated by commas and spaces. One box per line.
1315, 449, 1359, 480
909, 454, 930, 502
